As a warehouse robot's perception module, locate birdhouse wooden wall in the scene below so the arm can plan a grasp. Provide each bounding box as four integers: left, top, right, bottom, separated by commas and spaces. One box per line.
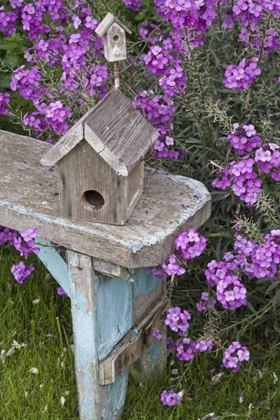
56, 139, 144, 225
104, 22, 127, 62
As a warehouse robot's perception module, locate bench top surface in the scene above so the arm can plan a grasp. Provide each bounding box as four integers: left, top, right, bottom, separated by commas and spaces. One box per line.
0, 130, 211, 268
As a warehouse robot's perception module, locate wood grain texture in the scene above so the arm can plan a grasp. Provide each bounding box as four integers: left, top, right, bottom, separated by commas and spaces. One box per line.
99, 297, 166, 385
132, 269, 166, 324
85, 89, 158, 171
0, 130, 211, 268
57, 139, 129, 224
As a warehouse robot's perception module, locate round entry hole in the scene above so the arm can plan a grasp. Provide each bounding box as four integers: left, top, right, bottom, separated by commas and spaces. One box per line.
113, 35, 119, 42
83, 190, 104, 211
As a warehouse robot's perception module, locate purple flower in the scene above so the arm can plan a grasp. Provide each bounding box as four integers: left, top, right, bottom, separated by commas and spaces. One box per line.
11, 262, 35, 284
57, 287, 69, 297
165, 306, 191, 332
0, 92, 10, 115
175, 337, 197, 361
21, 228, 39, 242
160, 389, 182, 406
152, 329, 163, 339
223, 57, 261, 90
222, 341, 250, 372
175, 229, 207, 260
162, 254, 186, 276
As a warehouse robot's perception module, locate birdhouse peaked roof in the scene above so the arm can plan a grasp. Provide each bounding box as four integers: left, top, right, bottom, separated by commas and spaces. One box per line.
40, 89, 159, 176
95, 12, 132, 38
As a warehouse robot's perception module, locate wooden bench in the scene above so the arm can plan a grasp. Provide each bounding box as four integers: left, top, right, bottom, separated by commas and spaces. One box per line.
0, 129, 211, 420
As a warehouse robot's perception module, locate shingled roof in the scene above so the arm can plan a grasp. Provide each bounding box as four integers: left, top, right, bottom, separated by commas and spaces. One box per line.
40, 89, 158, 176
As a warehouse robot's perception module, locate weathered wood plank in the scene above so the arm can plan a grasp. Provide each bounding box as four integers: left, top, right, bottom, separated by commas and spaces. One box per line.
132, 269, 166, 324
92, 258, 132, 281
99, 296, 167, 385
0, 130, 211, 268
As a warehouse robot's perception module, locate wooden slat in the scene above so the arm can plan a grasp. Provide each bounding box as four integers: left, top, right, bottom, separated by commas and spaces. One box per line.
0, 130, 211, 268
99, 297, 167, 385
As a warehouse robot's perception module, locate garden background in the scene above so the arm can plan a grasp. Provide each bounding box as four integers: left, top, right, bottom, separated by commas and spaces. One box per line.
1, 0, 280, 418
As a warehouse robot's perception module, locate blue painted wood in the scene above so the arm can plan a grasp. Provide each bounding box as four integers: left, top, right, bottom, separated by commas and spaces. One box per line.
104, 370, 129, 419
67, 251, 130, 420
96, 275, 133, 360
132, 268, 163, 297
131, 269, 167, 381
36, 237, 71, 296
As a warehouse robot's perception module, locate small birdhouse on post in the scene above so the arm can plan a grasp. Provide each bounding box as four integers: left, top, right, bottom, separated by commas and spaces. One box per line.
95, 12, 132, 62
40, 89, 158, 225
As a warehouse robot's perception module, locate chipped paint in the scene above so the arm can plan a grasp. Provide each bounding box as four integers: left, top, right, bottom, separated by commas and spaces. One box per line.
36, 237, 71, 296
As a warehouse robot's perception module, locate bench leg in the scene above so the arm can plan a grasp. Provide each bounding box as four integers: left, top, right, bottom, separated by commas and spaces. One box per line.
67, 251, 133, 420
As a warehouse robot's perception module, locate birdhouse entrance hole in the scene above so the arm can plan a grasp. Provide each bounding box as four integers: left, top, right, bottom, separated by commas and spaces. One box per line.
83, 190, 105, 211
113, 35, 119, 41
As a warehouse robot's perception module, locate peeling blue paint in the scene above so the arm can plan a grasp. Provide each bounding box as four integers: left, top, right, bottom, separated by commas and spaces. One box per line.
96, 275, 133, 360
36, 237, 71, 296
132, 269, 163, 297
102, 370, 129, 419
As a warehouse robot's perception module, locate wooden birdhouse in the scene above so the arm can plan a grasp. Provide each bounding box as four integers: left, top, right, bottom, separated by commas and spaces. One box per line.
95, 12, 132, 62
40, 89, 158, 225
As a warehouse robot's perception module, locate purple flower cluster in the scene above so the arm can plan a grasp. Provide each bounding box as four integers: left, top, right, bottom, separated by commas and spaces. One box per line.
165, 306, 191, 332
228, 123, 261, 155
13, 228, 40, 257
0, 92, 10, 115
132, 91, 177, 158
44, 101, 72, 134
213, 157, 262, 206
11, 262, 35, 284
222, 341, 250, 372
155, 0, 198, 27
235, 230, 280, 279
205, 229, 280, 310
232, 0, 263, 27
216, 275, 247, 310
196, 337, 214, 352
143, 44, 173, 76
122, 0, 143, 11
0, 226, 39, 284
205, 259, 247, 310
160, 389, 182, 406
10, 66, 44, 101
132, 91, 175, 128
175, 228, 207, 259
196, 291, 216, 312
238, 26, 280, 54
175, 337, 197, 361
0, 6, 17, 37
255, 143, 280, 181
81, 64, 108, 98
223, 57, 261, 90
159, 64, 187, 98
162, 254, 186, 276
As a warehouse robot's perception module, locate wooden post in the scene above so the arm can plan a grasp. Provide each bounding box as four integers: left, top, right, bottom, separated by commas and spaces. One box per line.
114, 62, 120, 89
